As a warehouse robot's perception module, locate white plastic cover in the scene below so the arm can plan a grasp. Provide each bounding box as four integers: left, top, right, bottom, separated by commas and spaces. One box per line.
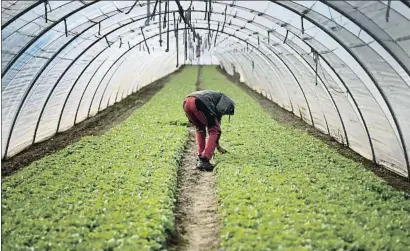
1, 1, 409, 178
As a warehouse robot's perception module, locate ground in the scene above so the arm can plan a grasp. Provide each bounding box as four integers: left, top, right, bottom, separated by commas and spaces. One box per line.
2, 66, 410, 251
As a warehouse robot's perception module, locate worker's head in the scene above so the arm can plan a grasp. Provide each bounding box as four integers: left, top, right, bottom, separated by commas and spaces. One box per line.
225, 100, 235, 115
216, 93, 235, 116
226, 101, 235, 123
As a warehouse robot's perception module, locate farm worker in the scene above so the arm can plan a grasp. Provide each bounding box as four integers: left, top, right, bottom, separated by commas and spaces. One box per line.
183, 90, 235, 171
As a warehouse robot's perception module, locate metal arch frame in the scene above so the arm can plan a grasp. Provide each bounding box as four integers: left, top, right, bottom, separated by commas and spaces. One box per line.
0, 4, 363, 147
51, 24, 314, 147
3, 2, 406, 176
28, 0, 374, 151
78, 32, 184, 123
11, 8, 313, 157
5, 21, 101, 152
228, 10, 377, 161
74, 57, 109, 125
91, 24, 315, 128
212, 0, 403, 159
216, 34, 297, 113
273, 0, 410, 178
98, 38, 184, 115
252, 36, 339, 138
211, 23, 318, 126
120, 52, 171, 99
57, 3, 374, 153
76, 34, 182, 126
262, 41, 349, 145
220, 37, 326, 130
323, 0, 410, 78
110, 52, 174, 108
219, 47, 333, 137
2, 1, 82, 43
0, 4, 354, 151
313, 52, 376, 162
26, 10, 278, 150
216, 46, 295, 113
401, 0, 410, 8
55, 48, 109, 134
1, 6, 123, 91
92, 57, 126, 117
30, 10, 179, 145
104, 59, 129, 111
1, 1, 44, 29
2, 0, 100, 78
206, 2, 380, 156
85, 5, 388, 165
218, 50, 287, 103
31, 44, 110, 144
212, 19, 333, 131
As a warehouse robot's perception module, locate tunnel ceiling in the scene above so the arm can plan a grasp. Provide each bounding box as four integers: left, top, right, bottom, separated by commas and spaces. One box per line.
1, 0, 410, 178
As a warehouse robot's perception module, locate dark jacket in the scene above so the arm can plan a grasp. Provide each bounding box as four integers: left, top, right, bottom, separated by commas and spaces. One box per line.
187, 90, 235, 122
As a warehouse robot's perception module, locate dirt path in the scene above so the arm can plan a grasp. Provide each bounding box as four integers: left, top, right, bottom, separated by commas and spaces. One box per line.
168, 128, 221, 251
167, 65, 220, 251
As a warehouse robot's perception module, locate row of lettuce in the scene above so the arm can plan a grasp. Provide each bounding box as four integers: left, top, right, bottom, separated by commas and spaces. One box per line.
3, 66, 410, 250
202, 66, 410, 251
1, 67, 196, 250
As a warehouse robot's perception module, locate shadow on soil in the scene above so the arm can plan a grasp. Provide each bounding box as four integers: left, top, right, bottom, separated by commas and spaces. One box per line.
216, 66, 410, 194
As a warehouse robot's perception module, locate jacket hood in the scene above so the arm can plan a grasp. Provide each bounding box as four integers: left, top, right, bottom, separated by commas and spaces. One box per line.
217, 95, 235, 115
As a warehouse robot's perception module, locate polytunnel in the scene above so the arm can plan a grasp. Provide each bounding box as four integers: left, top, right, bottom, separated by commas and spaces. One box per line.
1, 0, 410, 180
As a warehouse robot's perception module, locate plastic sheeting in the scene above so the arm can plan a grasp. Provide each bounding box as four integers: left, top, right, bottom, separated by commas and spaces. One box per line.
1, 1, 409, 178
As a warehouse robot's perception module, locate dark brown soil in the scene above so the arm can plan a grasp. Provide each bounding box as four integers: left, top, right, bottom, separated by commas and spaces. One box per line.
216, 66, 410, 194
1, 67, 185, 178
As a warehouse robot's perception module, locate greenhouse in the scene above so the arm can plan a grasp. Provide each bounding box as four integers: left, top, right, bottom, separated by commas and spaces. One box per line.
1, 1, 410, 250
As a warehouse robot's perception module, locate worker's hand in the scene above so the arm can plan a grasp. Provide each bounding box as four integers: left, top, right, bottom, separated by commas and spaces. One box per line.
217, 145, 228, 154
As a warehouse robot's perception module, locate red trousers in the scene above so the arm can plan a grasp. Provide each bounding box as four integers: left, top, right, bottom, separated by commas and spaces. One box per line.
183, 97, 221, 160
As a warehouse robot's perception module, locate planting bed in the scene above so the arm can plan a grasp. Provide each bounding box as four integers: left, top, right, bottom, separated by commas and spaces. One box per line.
3, 66, 410, 251
202, 66, 410, 251
1, 67, 196, 250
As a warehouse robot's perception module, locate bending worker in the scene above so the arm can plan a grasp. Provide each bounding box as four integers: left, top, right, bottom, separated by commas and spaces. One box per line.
183, 90, 235, 171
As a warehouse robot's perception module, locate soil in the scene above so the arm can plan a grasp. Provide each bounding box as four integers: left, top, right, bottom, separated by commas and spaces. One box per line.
167, 128, 221, 251
216, 66, 410, 194
1, 67, 185, 178
167, 65, 221, 251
